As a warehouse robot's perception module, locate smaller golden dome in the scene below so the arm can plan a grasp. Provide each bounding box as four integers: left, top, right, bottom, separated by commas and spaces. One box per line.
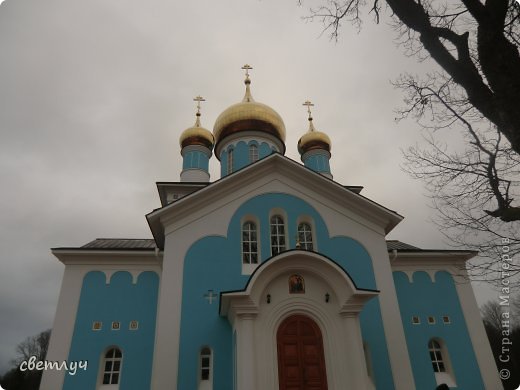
180, 96, 215, 150
180, 115, 214, 150
297, 117, 331, 155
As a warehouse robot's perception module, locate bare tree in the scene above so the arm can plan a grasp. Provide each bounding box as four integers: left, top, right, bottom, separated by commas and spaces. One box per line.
299, 0, 520, 222
0, 329, 51, 390
298, 0, 520, 281
396, 72, 520, 281
10, 329, 51, 367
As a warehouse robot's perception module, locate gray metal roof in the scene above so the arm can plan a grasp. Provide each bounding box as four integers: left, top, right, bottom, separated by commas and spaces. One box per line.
385, 240, 421, 251
81, 238, 156, 250
77, 238, 420, 251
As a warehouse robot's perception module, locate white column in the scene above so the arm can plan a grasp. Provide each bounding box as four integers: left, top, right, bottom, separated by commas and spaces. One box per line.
340, 313, 371, 390
151, 236, 185, 390
454, 274, 504, 389
370, 242, 416, 389
40, 266, 86, 390
235, 313, 257, 390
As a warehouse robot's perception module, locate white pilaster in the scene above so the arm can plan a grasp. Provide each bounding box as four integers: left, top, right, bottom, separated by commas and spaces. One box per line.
454, 274, 503, 389
39, 266, 85, 390
235, 313, 257, 390
341, 313, 371, 389
370, 241, 416, 389
150, 235, 185, 390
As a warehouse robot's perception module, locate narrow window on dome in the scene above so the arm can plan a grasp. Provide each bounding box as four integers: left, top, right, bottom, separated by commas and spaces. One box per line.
101, 347, 122, 386
242, 222, 258, 264
249, 144, 259, 163
297, 222, 313, 251
270, 215, 286, 255
227, 148, 234, 174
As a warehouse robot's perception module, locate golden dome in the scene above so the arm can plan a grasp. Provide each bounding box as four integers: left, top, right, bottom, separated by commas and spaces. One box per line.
213, 76, 286, 148
180, 114, 214, 149
297, 117, 331, 155
180, 96, 215, 150
179, 124, 214, 149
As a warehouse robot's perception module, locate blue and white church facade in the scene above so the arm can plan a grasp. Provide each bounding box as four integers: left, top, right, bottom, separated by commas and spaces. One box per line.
41, 68, 502, 390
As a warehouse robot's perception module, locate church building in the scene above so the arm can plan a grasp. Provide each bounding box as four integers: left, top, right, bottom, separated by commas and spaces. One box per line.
40, 66, 502, 390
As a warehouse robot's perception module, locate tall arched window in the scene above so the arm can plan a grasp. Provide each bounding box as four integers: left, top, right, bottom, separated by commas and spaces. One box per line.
428, 339, 456, 387
249, 144, 259, 163
297, 222, 313, 251
199, 347, 212, 390
102, 347, 122, 385
242, 222, 258, 264
429, 339, 445, 373
227, 148, 234, 174
270, 215, 286, 255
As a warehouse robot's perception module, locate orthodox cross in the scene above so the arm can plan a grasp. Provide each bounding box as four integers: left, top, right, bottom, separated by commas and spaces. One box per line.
241, 64, 253, 78
193, 95, 205, 115
204, 289, 217, 304
303, 100, 314, 119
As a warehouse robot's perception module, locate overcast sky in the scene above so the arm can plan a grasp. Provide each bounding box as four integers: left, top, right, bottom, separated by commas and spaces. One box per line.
0, 0, 500, 375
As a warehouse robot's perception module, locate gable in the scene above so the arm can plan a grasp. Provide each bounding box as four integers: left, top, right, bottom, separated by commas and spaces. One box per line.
146, 153, 402, 249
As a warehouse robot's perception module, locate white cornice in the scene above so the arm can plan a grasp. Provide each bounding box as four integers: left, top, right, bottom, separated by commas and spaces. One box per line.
51, 249, 163, 266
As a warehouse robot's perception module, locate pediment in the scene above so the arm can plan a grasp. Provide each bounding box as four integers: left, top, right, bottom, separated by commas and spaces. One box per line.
146, 154, 402, 249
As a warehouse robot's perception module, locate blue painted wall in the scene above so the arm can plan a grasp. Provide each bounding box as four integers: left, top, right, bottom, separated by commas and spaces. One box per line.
183, 150, 210, 171
178, 193, 394, 390
220, 141, 275, 177
64, 271, 159, 390
303, 152, 331, 174
393, 271, 485, 389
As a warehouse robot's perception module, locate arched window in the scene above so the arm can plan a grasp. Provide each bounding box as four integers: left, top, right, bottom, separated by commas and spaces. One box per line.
227, 148, 234, 174
270, 215, 286, 255
102, 347, 122, 385
199, 347, 213, 390
428, 339, 456, 387
429, 339, 445, 373
242, 222, 258, 264
249, 144, 259, 162
297, 222, 313, 250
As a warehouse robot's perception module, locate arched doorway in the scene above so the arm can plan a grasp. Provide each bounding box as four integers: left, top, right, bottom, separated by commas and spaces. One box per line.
277, 314, 328, 390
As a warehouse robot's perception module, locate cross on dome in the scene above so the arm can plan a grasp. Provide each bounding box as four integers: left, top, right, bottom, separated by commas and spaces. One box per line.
193, 95, 205, 126
303, 100, 316, 132
241, 64, 253, 80
241, 64, 254, 102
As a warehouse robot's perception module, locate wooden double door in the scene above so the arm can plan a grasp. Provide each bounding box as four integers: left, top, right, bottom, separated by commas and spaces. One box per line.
277, 315, 328, 390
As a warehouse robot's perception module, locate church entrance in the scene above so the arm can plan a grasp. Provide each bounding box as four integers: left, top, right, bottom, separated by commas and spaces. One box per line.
277, 315, 328, 390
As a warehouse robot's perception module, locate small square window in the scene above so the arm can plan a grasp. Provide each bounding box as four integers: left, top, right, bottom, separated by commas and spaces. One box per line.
412, 316, 420, 324
428, 316, 436, 325
129, 320, 139, 330
443, 316, 451, 324
111, 321, 120, 330
92, 321, 102, 331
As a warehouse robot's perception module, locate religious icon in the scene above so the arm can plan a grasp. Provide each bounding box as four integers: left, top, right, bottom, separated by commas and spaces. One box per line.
111, 321, 120, 330
92, 321, 102, 331
129, 320, 139, 330
289, 274, 305, 294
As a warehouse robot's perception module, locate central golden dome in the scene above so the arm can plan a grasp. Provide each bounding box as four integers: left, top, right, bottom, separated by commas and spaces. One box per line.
213, 76, 286, 148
